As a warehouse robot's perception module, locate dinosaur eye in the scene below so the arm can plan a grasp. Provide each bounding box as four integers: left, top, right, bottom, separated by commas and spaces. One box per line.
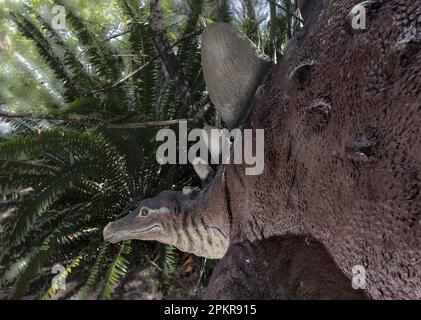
140, 208, 149, 217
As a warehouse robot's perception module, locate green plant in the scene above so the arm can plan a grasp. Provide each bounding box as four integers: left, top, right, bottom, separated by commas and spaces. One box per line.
0, 0, 206, 299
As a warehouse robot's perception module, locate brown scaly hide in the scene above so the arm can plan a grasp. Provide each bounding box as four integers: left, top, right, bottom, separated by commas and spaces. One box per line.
204, 236, 369, 299
207, 0, 420, 299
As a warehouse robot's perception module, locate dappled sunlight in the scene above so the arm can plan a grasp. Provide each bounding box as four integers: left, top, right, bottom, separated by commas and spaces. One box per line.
14, 51, 65, 104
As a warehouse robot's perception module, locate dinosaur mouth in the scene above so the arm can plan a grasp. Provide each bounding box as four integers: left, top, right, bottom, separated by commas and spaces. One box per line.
137, 224, 162, 234
104, 223, 162, 243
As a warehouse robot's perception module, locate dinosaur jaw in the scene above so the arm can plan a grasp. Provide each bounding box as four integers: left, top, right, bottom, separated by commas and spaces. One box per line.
103, 220, 165, 244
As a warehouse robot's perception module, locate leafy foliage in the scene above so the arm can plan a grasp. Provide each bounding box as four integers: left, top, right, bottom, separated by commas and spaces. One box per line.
0, 0, 206, 299
42, 254, 85, 299
100, 241, 131, 300
161, 245, 179, 285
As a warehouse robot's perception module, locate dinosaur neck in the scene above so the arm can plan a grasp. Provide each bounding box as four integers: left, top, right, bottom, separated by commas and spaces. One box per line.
171, 210, 229, 259
168, 174, 230, 259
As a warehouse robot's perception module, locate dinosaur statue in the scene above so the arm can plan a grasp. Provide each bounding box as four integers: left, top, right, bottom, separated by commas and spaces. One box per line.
104, 0, 421, 299
203, 235, 369, 300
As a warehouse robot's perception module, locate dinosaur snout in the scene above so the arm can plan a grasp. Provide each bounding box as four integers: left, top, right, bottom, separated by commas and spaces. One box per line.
103, 213, 166, 244
103, 222, 118, 243
103, 220, 130, 244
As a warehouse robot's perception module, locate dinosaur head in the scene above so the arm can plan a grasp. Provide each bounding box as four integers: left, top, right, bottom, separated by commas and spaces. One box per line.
103, 179, 230, 259
103, 190, 185, 245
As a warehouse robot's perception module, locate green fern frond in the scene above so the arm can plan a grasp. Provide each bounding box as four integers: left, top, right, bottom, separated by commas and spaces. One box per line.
78, 242, 110, 300
161, 245, 178, 284
3, 118, 43, 136
31, 8, 95, 92
8, 216, 86, 299
0, 130, 129, 175
100, 241, 131, 300
0, 160, 59, 175
134, 25, 159, 119
119, 0, 142, 22
41, 254, 85, 300
6, 161, 103, 246
0, 257, 30, 287
118, 0, 158, 118
177, 0, 203, 69
63, 97, 122, 121
9, 11, 77, 101
62, 3, 123, 82
0, 202, 91, 271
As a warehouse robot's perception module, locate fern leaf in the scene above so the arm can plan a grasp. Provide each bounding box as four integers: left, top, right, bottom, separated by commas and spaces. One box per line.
41, 254, 85, 300
6, 161, 102, 245
161, 245, 178, 284
8, 217, 84, 299
9, 11, 78, 101
100, 241, 131, 300
78, 242, 110, 300
62, 3, 123, 82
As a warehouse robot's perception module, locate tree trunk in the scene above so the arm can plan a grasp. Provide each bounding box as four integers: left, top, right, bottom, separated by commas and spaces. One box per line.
268, 0, 277, 62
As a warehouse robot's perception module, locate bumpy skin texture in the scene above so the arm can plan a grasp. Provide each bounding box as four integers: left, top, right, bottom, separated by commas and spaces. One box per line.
208, 0, 420, 299
204, 236, 368, 299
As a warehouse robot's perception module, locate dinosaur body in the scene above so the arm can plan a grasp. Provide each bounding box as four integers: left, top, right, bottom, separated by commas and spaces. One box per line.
204, 235, 369, 300
219, 0, 421, 299
105, 0, 421, 299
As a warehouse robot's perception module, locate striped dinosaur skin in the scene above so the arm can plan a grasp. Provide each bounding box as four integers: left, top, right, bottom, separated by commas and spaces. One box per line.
103, 183, 230, 259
